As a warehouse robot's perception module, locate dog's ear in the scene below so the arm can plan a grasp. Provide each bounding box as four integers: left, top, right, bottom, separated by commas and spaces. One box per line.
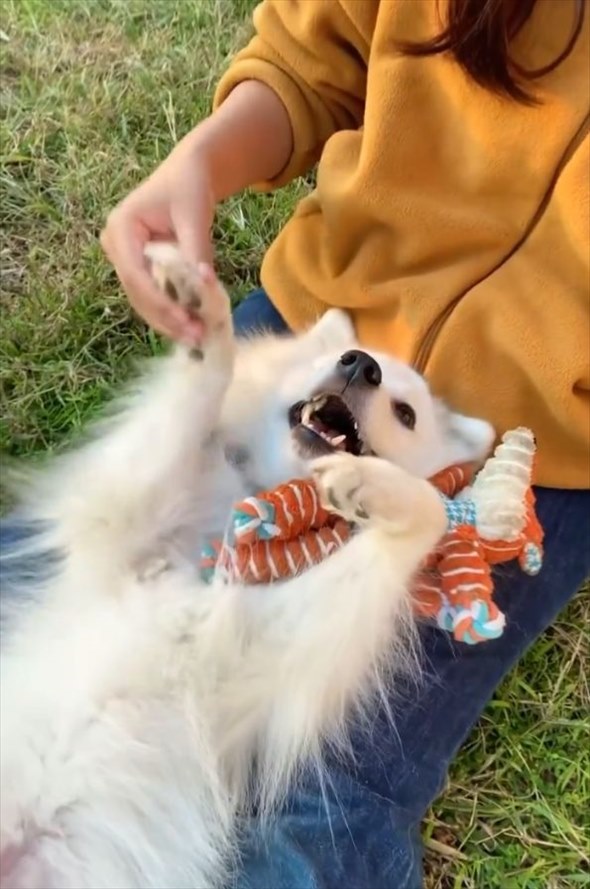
302, 309, 357, 353
436, 402, 495, 467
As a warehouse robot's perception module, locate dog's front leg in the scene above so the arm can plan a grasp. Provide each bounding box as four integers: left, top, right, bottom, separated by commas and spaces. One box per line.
18, 249, 234, 585
228, 454, 447, 811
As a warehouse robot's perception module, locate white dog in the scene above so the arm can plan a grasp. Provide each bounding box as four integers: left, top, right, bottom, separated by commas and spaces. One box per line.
0, 245, 494, 889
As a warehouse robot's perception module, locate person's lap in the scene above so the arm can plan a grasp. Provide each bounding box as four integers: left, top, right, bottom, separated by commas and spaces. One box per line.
232, 286, 288, 336
1, 289, 587, 889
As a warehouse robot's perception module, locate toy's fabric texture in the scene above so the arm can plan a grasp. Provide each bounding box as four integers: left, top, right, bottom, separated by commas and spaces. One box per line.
200, 429, 544, 646
200, 480, 351, 585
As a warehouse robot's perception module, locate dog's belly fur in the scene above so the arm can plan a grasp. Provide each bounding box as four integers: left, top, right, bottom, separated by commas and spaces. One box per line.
1, 251, 489, 888
1, 522, 440, 889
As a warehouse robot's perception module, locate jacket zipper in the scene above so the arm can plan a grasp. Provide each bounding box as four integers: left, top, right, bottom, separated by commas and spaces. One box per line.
412, 112, 590, 375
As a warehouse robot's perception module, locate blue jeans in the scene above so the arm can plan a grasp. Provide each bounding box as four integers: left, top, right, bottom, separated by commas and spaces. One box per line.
1, 292, 588, 889
230, 289, 590, 889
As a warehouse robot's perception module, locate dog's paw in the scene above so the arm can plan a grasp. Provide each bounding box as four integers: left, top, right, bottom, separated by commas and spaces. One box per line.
311, 453, 447, 538
145, 241, 231, 355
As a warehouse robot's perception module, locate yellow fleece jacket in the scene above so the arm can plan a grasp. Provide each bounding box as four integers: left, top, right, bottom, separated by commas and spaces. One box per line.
214, 0, 590, 488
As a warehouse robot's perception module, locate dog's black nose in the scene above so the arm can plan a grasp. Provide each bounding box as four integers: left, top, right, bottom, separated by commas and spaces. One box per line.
337, 350, 382, 387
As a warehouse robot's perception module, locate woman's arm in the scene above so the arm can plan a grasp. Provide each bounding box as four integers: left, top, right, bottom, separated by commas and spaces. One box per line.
101, 0, 376, 341
100, 80, 292, 341
213, 0, 375, 188
177, 80, 294, 203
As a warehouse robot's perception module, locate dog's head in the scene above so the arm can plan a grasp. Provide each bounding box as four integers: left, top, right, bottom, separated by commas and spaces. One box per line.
228, 309, 494, 487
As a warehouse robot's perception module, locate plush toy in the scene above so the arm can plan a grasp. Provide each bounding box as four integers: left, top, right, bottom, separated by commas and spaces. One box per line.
200, 428, 544, 646
413, 428, 544, 643
199, 480, 351, 585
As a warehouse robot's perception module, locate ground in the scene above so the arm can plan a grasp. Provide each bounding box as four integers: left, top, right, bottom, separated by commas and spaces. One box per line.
0, 2, 588, 886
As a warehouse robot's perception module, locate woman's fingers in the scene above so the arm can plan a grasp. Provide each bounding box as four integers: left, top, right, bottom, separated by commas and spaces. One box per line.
101, 210, 203, 343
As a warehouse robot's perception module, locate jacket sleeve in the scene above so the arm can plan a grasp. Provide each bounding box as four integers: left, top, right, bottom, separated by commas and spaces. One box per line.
213, 0, 377, 190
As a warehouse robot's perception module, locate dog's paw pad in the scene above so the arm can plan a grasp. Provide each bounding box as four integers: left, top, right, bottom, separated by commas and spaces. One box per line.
311, 453, 446, 537
311, 453, 374, 524
145, 242, 231, 345
164, 274, 202, 317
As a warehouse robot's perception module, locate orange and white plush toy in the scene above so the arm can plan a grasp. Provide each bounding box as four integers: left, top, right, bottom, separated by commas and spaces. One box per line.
200, 428, 544, 646
412, 428, 544, 643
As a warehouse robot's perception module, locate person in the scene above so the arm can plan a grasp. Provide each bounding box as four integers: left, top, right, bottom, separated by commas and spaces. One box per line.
95, 0, 590, 885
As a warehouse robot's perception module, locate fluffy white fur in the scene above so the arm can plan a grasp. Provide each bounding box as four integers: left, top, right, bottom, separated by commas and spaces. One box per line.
0, 247, 494, 889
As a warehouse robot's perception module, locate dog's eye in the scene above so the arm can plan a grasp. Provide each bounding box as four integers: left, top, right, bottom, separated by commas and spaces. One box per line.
393, 401, 416, 430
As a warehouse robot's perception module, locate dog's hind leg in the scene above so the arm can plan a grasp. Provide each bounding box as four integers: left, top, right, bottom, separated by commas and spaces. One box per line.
10, 250, 235, 589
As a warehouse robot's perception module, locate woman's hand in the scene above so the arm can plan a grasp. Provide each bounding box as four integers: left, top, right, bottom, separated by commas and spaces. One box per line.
101, 80, 293, 342
101, 143, 215, 344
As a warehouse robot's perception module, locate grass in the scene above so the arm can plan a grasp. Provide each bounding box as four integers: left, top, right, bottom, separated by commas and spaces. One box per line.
1, 1, 588, 886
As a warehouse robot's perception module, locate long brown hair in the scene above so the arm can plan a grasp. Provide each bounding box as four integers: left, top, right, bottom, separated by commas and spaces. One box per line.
399, 0, 586, 103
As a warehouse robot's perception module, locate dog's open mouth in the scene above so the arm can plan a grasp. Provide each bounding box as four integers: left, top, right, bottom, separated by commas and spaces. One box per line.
289, 394, 363, 456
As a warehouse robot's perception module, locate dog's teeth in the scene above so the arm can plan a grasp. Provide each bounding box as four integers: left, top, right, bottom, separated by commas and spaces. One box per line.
330, 434, 346, 446
302, 415, 323, 438
301, 403, 314, 426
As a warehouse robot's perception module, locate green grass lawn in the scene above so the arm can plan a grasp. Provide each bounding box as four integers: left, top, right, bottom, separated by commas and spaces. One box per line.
1, 1, 588, 886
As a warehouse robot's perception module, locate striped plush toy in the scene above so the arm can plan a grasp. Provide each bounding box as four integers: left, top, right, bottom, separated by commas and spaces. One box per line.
412, 428, 544, 644
200, 428, 544, 646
